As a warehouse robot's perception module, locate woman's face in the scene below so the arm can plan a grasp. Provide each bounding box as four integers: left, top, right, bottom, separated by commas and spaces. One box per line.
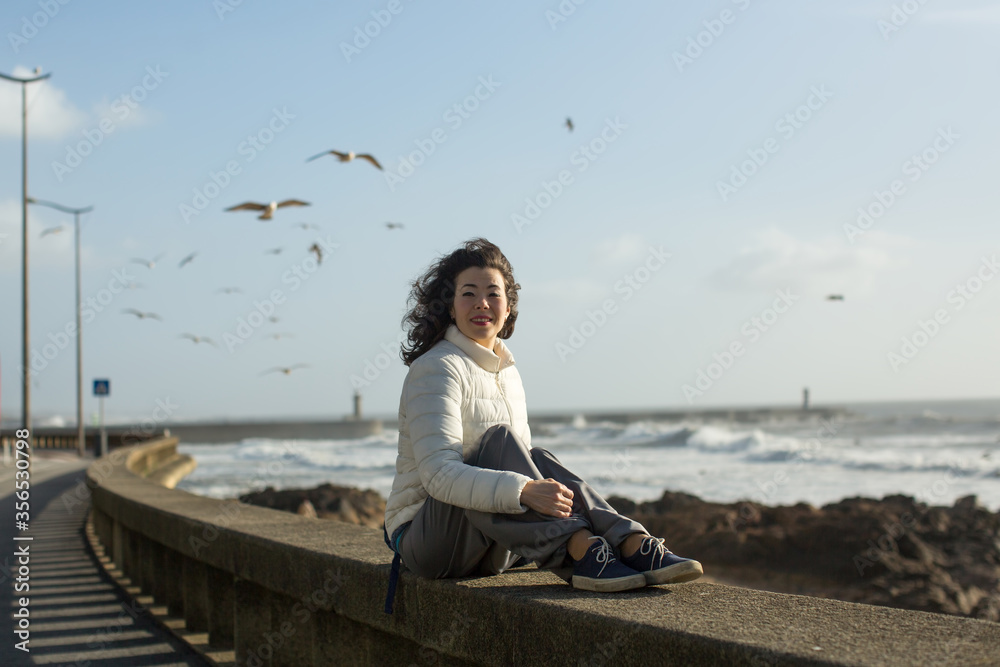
450, 266, 510, 351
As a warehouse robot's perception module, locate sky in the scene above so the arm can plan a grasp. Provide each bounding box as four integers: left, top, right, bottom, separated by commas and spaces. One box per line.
1, 1, 998, 426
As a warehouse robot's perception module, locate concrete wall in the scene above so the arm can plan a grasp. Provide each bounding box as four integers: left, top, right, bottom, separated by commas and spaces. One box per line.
87, 437, 1000, 666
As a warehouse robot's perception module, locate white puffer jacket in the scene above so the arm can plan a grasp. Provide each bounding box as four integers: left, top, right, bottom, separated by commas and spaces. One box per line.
384, 325, 533, 538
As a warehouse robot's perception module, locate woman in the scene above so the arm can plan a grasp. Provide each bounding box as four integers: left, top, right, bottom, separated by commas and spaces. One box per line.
383, 238, 701, 604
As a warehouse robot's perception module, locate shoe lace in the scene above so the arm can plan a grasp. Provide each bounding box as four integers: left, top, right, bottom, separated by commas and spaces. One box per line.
639, 536, 671, 561
639, 535, 673, 567
587, 536, 615, 576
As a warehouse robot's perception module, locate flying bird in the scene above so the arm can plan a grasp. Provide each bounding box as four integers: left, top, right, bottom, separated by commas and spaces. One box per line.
307, 149, 383, 170
385, 222, 405, 230
294, 223, 321, 231
178, 252, 198, 268
268, 316, 280, 323
179, 333, 217, 346
132, 253, 166, 269
267, 332, 295, 340
40, 225, 66, 238
309, 243, 323, 265
826, 294, 845, 301
225, 200, 310, 220
260, 364, 309, 376
217, 287, 243, 295
121, 308, 162, 320
265, 247, 284, 255
565, 117, 574, 132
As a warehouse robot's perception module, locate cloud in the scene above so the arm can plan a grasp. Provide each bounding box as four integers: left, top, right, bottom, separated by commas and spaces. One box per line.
708, 227, 911, 296
0, 66, 86, 139
90, 96, 159, 129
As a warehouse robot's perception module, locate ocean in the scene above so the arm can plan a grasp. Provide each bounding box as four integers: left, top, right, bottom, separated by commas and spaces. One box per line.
175, 398, 1000, 511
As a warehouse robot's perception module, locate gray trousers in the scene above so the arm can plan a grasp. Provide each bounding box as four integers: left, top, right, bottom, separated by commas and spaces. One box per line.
398, 425, 646, 581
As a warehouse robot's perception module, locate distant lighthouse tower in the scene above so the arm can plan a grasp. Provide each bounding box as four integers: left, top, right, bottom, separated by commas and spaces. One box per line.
802, 387, 810, 411
353, 391, 363, 419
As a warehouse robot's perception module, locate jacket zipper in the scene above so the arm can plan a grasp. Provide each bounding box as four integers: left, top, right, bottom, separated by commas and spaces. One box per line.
495, 370, 514, 424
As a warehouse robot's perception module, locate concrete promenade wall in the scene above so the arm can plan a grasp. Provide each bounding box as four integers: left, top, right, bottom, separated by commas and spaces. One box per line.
86, 437, 1000, 666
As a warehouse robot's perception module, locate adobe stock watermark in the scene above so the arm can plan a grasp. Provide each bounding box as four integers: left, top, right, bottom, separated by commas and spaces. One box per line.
20, 266, 136, 379
8, 0, 73, 53
79, 599, 153, 663
340, 0, 416, 62
350, 331, 406, 390
555, 245, 670, 362
61, 396, 181, 514
852, 461, 961, 577
682, 289, 799, 403
673, 0, 754, 72
222, 236, 340, 352
544, 0, 588, 31
179, 106, 295, 223
878, 0, 931, 41
212, 0, 245, 21
590, 450, 633, 492
843, 126, 958, 244
187, 441, 306, 558
886, 254, 997, 372
407, 612, 475, 667
511, 117, 628, 233
729, 417, 841, 531
243, 569, 346, 667
51, 66, 169, 182
383, 75, 501, 192
716, 85, 833, 202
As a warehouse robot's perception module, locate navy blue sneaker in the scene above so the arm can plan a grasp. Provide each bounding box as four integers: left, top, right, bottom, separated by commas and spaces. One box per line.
621, 535, 703, 585
571, 536, 646, 592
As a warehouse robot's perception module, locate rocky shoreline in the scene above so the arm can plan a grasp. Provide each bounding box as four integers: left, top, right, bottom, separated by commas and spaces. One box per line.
239, 485, 999, 622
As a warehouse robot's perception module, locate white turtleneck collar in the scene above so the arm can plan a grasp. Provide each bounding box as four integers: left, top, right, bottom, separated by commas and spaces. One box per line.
444, 324, 515, 373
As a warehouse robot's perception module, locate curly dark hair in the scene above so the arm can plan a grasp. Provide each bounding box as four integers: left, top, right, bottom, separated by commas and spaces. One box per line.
401, 238, 520, 366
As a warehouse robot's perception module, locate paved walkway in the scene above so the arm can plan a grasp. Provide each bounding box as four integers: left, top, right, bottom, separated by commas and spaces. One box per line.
0, 452, 207, 666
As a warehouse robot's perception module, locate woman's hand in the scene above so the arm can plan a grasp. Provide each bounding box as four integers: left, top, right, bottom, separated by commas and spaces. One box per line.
520, 478, 574, 518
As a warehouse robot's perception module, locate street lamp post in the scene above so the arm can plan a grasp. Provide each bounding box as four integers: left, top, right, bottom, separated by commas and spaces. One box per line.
1, 68, 52, 435
27, 198, 94, 457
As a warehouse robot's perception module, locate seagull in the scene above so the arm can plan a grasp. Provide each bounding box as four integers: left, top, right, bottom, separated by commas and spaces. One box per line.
179, 252, 198, 268
179, 333, 217, 346
565, 117, 574, 132
826, 294, 845, 301
40, 225, 66, 238
121, 308, 162, 320
385, 222, 405, 230
294, 223, 321, 231
265, 247, 284, 255
217, 287, 243, 295
309, 243, 323, 265
132, 253, 166, 269
260, 364, 309, 376
307, 149, 383, 170
225, 200, 311, 220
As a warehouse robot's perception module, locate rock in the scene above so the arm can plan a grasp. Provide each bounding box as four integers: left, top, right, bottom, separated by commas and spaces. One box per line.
239, 483, 386, 529
296, 499, 317, 518
623, 491, 1000, 622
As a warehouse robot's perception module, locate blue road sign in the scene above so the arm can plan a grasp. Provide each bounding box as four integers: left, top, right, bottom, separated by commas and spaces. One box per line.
93, 379, 110, 396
